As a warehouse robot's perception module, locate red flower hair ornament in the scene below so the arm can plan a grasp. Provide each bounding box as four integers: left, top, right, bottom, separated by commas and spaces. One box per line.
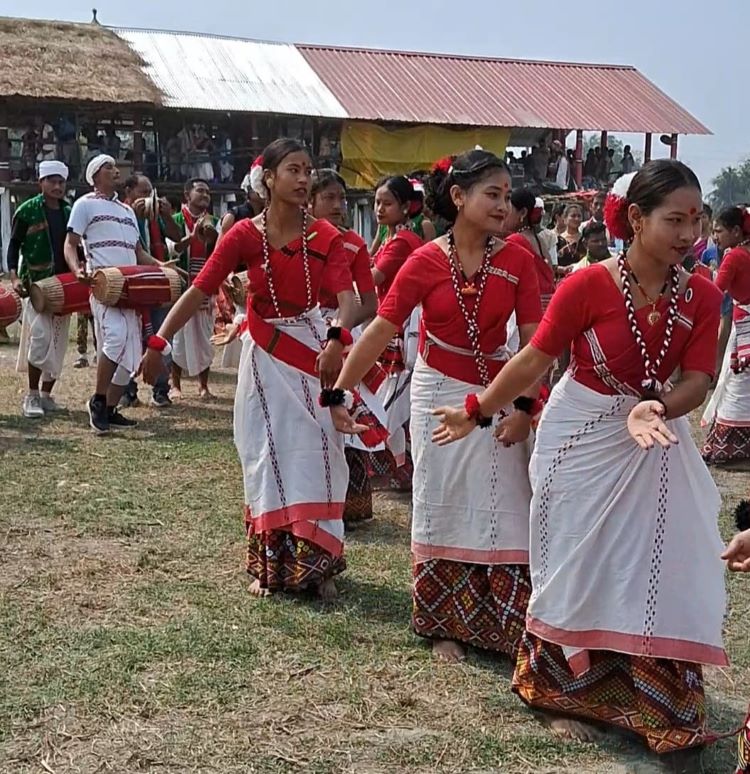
432, 155, 454, 175
603, 172, 637, 241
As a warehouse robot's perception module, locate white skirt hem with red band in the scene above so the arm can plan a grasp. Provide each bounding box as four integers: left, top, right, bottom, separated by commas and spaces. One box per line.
234, 308, 347, 558
15, 300, 71, 382
409, 355, 532, 565
529, 373, 727, 678
173, 299, 215, 376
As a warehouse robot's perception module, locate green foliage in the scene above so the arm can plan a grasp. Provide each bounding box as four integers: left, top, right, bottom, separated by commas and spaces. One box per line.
709, 162, 750, 212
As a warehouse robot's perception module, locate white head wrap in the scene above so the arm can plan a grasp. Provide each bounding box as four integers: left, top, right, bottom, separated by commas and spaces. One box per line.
39, 160, 69, 181
86, 154, 116, 186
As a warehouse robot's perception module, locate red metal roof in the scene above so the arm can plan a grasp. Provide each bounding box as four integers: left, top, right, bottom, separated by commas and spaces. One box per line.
298, 46, 710, 135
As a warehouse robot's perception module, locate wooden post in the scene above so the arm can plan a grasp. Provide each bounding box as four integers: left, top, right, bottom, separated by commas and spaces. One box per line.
0, 108, 10, 184
670, 133, 678, 160
644, 133, 652, 163
574, 129, 583, 188
132, 113, 144, 172
600, 130, 608, 153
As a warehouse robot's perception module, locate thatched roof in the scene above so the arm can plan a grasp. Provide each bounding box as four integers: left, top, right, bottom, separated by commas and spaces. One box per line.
0, 17, 162, 105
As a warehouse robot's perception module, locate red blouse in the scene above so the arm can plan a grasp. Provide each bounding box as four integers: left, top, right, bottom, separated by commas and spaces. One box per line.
531, 264, 722, 395
378, 241, 543, 384
716, 246, 750, 304
319, 228, 374, 310
506, 231, 556, 306
193, 217, 352, 319
374, 229, 423, 300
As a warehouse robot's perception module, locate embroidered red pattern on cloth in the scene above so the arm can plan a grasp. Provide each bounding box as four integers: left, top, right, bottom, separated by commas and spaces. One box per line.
702, 422, 750, 464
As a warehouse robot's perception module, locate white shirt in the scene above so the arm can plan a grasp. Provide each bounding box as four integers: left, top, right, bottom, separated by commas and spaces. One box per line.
68, 193, 139, 271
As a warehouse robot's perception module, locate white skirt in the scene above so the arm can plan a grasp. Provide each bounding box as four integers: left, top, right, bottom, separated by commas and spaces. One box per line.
173, 301, 215, 376
15, 300, 71, 382
527, 373, 727, 675
410, 356, 532, 565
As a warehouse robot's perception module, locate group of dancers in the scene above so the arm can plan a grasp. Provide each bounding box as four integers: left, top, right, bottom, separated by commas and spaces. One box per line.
7, 140, 750, 772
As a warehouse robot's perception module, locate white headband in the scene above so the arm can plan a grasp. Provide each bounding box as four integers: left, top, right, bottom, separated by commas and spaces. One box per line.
39, 160, 69, 181
86, 154, 116, 186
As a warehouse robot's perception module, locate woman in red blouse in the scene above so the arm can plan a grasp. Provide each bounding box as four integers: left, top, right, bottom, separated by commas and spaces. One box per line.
555, 203, 585, 267
432, 160, 727, 763
369, 176, 424, 491
311, 168, 381, 526
702, 206, 750, 464
141, 139, 357, 601
329, 149, 543, 662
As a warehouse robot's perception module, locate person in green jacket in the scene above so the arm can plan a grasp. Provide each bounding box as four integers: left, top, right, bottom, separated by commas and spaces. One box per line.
7, 160, 72, 418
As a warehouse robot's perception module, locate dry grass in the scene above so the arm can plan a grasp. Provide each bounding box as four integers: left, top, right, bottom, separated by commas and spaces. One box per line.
0, 17, 162, 105
0, 338, 748, 773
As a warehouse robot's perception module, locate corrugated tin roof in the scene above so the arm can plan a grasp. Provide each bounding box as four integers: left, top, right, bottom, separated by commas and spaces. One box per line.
298, 46, 710, 135
113, 29, 347, 118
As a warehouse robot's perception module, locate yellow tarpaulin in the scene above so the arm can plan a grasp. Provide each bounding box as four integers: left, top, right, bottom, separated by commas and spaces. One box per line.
340, 122, 511, 189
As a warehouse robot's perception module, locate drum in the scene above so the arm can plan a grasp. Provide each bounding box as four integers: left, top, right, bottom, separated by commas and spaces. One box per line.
91, 265, 182, 309
0, 285, 22, 327
229, 271, 249, 306
29, 273, 91, 315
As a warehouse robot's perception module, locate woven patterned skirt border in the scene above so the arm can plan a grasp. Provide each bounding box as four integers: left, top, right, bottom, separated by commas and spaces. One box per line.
412, 559, 531, 656
702, 421, 750, 464
343, 448, 373, 525
512, 631, 707, 754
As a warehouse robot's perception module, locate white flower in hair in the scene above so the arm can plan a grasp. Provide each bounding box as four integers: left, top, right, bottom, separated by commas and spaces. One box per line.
611, 171, 637, 200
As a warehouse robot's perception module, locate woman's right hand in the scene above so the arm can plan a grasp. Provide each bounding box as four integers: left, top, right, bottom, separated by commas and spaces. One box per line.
431, 406, 476, 446
627, 401, 678, 450
329, 405, 368, 435
722, 529, 750, 572
139, 347, 167, 386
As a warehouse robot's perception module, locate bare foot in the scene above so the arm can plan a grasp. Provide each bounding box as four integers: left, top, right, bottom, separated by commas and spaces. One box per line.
170, 388, 182, 400
248, 579, 272, 598
432, 639, 466, 663
316, 578, 338, 601
546, 716, 606, 743
198, 389, 215, 401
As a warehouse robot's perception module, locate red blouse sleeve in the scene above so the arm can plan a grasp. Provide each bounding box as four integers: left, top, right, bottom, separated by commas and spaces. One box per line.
680, 278, 722, 377
715, 248, 740, 294
193, 221, 245, 295
375, 233, 415, 286
512, 247, 543, 325
530, 267, 595, 357
352, 241, 375, 294
378, 245, 434, 327
320, 234, 353, 296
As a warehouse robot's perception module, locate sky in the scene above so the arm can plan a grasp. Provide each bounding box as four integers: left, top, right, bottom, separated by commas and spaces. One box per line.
8, 0, 746, 192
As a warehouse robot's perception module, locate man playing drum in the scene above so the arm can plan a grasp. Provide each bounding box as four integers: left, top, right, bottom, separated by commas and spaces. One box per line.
7, 160, 72, 418
64, 154, 172, 434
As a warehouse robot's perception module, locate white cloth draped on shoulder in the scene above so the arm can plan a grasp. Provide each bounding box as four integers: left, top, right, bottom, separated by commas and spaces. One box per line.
527, 373, 727, 677
15, 300, 71, 382
409, 355, 533, 564
234, 308, 348, 558
173, 302, 215, 375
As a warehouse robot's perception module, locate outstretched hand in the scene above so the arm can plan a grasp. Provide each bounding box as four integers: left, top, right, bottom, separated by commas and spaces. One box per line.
329, 405, 368, 435
722, 530, 750, 572
494, 411, 531, 447
432, 406, 475, 446
627, 400, 678, 450
139, 347, 168, 386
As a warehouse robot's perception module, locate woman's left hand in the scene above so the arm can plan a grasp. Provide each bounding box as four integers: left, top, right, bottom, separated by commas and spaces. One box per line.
627, 400, 678, 450
722, 529, 750, 572
316, 342, 343, 388
432, 406, 475, 445
494, 411, 532, 447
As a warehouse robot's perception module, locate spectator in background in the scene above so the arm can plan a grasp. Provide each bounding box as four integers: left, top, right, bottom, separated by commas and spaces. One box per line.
583, 148, 597, 187
621, 144, 636, 174
571, 221, 611, 271
580, 190, 607, 232
102, 126, 121, 160
693, 203, 714, 262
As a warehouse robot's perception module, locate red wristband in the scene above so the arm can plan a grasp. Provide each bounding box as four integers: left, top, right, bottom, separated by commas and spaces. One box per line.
326, 326, 353, 347
464, 393, 492, 428
147, 334, 168, 353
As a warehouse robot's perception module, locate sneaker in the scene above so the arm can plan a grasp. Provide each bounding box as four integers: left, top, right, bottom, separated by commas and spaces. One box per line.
73, 355, 89, 369
150, 392, 172, 408
88, 396, 109, 434
108, 408, 138, 429
22, 393, 44, 418
40, 395, 63, 413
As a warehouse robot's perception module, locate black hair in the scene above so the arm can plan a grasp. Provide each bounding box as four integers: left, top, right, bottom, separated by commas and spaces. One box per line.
261, 138, 309, 199
551, 202, 566, 220
424, 149, 509, 224
311, 168, 346, 198
703, 202, 713, 218
123, 173, 149, 191
563, 202, 583, 217
592, 189, 607, 202
582, 220, 607, 239
184, 177, 210, 194
626, 159, 701, 218
374, 175, 415, 207
510, 188, 538, 226
716, 206, 745, 232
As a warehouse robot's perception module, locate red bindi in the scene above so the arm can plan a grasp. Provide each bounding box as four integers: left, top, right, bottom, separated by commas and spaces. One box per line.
690, 207, 697, 215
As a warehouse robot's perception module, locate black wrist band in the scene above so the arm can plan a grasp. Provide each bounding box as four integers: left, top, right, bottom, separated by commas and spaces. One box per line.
319, 388, 346, 407
326, 326, 342, 341
512, 396, 536, 415
477, 415, 492, 428
639, 392, 666, 409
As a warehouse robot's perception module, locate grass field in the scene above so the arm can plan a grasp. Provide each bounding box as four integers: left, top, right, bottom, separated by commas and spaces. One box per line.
0, 340, 749, 773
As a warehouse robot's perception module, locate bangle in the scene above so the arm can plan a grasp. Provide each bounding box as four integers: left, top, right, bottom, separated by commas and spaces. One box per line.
513, 396, 543, 416
147, 334, 172, 356
464, 393, 492, 428
319, 388, 354, 409
326, 326, 354, 347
